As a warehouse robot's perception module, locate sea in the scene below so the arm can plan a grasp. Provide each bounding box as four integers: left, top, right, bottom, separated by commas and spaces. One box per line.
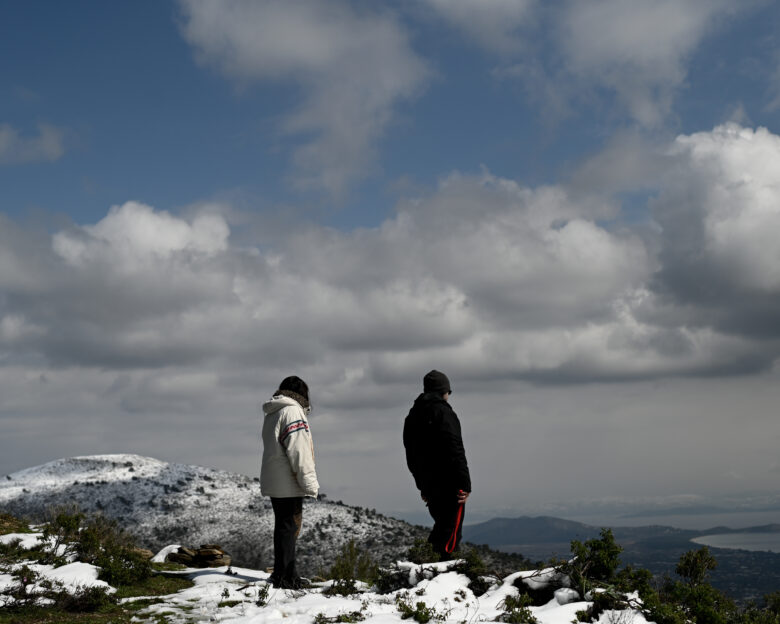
691, 533, 780, 553
565, 509, 780, 532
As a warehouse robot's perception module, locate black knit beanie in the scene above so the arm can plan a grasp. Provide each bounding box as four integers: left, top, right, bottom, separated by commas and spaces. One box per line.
423, 370, 451, 395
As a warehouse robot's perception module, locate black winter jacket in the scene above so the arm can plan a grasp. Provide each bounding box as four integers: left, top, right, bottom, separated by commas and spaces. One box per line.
403, 393, 471, 498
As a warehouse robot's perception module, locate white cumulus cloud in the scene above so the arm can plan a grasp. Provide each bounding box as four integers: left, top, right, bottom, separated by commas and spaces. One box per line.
666, 124, 780, 293
53, 202, 230, 269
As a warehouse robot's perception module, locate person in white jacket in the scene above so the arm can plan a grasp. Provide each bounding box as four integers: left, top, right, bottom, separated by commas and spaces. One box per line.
261, 376, 319, 589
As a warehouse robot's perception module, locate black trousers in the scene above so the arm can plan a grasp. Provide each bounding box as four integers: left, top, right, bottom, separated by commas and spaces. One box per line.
426, 493, 465, 559
270, 497, 303, 583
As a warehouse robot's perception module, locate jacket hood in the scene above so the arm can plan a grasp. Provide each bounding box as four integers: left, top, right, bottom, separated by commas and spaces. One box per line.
262, 394, 306, 416
414, 392, 449, 406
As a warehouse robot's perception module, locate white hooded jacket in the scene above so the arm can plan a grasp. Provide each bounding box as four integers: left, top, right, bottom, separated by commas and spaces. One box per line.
260, 394, 319, 498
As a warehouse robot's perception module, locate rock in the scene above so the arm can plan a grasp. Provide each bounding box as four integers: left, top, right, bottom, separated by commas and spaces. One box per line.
131, 547, 155, 560
167, 552, 194, 565
166, 544, 231, 568
197, 548, 223, 556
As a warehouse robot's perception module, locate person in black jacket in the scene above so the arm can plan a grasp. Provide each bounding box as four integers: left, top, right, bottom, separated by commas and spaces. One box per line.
403, 370, 471, 558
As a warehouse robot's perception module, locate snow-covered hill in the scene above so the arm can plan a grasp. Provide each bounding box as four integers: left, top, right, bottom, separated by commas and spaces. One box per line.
0, 455, 523, 575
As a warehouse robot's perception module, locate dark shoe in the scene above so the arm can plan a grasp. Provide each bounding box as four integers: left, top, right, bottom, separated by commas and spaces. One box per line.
277, 577, 310, 589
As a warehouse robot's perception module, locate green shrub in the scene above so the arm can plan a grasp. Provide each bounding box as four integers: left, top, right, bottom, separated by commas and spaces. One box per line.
496, 593, 538, 623
95, 546, 152, 586
406, 538, 441, 564
76, 514, 131, 561
4, 564, 43, 608
0, 512, 32, 534
324, 540, 378, 596
55, 584, 117, 612
564, 528, 622, 598
396, 594, 441, 623
2, 563, 116, 613
738, 602, 780, 624
574, 590, 625, 623
613, 565, 654, 599
39, 505, 84, 564
675, 546, 717, 586
255, 582, 270, 606
73, 514, 152, 586
639, 549, 736, 624
373, 566, 413, 594
314, 611, 366, 623
0, 537, 28, 563
766, 592, 780, 615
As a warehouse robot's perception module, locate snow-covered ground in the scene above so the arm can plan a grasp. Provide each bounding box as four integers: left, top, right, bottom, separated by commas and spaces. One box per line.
0, 526, 652, 623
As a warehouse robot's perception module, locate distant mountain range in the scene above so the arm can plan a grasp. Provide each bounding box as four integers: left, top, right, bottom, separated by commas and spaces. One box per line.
0, 454, 525, 576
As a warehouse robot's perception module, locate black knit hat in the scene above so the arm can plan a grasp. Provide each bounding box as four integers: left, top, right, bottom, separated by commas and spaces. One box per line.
423, 370, 451, 395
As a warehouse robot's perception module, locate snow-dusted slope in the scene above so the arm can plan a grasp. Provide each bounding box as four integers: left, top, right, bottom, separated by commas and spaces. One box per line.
0, 454, 422, 573
0, 455, 523, 575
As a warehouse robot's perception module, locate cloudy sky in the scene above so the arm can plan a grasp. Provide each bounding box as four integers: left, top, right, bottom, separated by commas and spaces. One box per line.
2, 0, 780, 527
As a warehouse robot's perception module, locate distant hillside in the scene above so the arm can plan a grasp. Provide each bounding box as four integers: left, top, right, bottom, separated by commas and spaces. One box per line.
0, 454, 527, 576
464, 515, 600, 548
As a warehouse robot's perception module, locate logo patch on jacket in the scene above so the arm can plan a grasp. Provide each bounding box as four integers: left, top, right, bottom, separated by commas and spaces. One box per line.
280, 420, 309, 444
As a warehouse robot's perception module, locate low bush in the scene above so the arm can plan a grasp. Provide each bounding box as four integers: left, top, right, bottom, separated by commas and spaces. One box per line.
453, 547, 493, 596
766, 591, 780, 615
0, 512, 32, 535
95, 546, 152, 586
396, 593, 443, 623
39, 505, 84, 565
2, 563, 117, 613
374, 565, 414, 594
55, 584, 117, 613
496, 593, 538, 623
314, 610, 366, 623
323, 539, 377, 596
0, 537, 29, 563
567, 528, 622, 597
406, 538, 441, 564
75, 514, 152, 586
